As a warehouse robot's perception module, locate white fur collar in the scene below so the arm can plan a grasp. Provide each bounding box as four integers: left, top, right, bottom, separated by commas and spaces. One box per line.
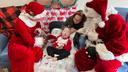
56, 37, 68, 46
19, 12, 37, 27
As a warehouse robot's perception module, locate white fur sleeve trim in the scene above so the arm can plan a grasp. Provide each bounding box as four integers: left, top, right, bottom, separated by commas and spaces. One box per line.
34, 10, 47, 19
96, 44, 115, 60
51, 28, 62, 37
116, 53, 128, 62
34, 37, 44, 48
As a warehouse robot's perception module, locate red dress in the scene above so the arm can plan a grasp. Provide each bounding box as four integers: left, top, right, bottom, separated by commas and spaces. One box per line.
8, 18, 43, 72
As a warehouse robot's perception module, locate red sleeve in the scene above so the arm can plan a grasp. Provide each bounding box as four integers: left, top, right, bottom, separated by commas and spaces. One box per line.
15, 18, 35, 47
63, 39, 72, 52
104, 14, 128, 56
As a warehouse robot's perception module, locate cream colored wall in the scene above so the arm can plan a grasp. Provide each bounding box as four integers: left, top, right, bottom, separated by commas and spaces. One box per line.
0, 0, 33, 8
77, 0, 128, 10
108, 0, 128, 8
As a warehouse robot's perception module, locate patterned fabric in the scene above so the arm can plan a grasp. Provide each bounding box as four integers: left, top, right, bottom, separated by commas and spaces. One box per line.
0, 6, 24, 38
0, 5, 76, 38
38, 5, 76, 34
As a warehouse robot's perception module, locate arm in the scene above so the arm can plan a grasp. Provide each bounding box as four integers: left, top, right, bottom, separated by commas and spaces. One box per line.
15, 19, 35, 47
70, 27, 77, 33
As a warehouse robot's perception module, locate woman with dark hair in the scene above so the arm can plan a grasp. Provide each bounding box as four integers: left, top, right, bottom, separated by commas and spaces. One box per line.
63, 10, 87, 49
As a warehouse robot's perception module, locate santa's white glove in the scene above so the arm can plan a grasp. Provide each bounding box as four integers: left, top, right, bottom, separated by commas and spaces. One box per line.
96, 43, 115, 60
34, 37, 44, 48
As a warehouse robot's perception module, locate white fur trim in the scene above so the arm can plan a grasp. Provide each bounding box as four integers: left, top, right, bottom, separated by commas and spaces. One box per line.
51, 28, 62, 37
98, 21, 105, 28
34, 37, 44, 48
87, 32, 98, 41
85, 68, 95, 72
19, 12, 36, 27
116, 53, 128, 62
34, 10, 47, 19
56, 37, 68, 47
96, 44, 115, 60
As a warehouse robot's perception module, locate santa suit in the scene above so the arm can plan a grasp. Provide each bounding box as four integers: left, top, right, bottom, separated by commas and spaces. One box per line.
75, 0, 128, 72
75, 13, 128, 72
8, 2, 44, 72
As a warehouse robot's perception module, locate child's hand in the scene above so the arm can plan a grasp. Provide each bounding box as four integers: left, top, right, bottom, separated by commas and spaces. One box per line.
57, 45, 63, 49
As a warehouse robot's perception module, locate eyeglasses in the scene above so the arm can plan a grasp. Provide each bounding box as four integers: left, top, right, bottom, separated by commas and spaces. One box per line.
35, 0, 77, 8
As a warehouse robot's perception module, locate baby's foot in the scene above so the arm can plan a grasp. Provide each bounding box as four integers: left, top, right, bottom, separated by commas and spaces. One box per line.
52, 57, 57, 61
46, 56, 53, 59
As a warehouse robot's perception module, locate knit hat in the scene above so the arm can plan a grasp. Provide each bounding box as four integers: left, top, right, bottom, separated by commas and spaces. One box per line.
86, 0, 108, 28
25, 2, 44, 16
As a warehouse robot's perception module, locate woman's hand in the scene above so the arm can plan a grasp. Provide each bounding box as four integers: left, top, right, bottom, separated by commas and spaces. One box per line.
70, 28, 77, 34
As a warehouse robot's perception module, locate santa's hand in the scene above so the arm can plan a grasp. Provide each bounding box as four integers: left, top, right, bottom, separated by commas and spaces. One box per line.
35, 28, 42, 36
86, 46, 97, 59
34, 37, 44, 48
96, 44, 115, 60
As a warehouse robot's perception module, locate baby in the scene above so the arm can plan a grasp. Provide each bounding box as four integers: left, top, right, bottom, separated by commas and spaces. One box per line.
47, 27, 72, 61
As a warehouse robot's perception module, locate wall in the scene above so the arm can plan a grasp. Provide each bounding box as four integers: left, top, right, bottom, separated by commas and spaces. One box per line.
77, 0, 128, 10
0, 0, 33, 8
108, 0, 128, 8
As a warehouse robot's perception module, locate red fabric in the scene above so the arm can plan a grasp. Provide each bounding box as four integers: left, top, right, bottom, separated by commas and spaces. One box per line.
8, 18, 43, 72
96, 14, 128, 56
95, 59, 121, 72
52, 36, 72, 52
75, 48, 121, 72
25, 2, 44, 15
75, 48, 97, 71
75, 14, 128, 72
86, 0, 107, 21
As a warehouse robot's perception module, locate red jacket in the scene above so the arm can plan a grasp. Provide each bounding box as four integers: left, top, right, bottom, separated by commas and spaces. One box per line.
52, 35, 72, 52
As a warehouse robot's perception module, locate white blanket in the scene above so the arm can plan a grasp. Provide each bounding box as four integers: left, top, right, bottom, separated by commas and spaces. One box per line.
34, 45, 78, 72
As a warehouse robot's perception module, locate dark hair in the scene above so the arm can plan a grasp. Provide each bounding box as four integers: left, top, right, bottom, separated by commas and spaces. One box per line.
69, 10, 87, 25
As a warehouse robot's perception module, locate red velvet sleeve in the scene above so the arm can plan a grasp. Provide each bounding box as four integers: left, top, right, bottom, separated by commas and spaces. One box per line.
104, 14, 128, 56
15, 18, 35, 47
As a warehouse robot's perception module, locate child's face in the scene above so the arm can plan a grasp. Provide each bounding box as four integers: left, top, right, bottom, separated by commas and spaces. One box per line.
61, 27, 71, 39
73, 15, 82, 24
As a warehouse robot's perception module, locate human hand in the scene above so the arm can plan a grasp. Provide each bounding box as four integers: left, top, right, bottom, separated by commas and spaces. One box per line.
70, 28, 77, 33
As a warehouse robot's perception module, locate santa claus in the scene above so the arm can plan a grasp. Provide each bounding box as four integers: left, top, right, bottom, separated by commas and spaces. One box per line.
75, 0, 128, 72
8, 2, 46, 72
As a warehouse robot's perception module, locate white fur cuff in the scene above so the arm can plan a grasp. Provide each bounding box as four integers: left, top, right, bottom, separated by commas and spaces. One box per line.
96, 44, 115, 60
34, 37, 44, 48
116, 53, 128, 62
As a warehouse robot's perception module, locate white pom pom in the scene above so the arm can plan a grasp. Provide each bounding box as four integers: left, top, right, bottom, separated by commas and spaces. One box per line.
98, 21, 105, 28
